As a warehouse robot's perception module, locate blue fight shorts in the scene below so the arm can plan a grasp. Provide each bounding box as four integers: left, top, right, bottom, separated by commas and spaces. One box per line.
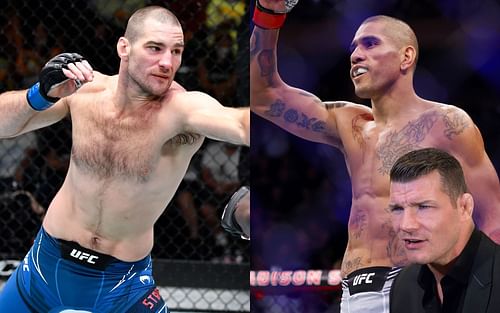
0, 227, 168, 312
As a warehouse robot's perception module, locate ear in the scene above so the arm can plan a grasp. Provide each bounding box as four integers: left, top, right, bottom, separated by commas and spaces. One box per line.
458, 193, 474, 219
400, 45, 416, 72
117, 37, 130, 60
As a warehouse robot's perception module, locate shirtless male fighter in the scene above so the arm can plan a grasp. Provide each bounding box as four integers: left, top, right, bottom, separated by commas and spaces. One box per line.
251, 1, 500, 312
0, 6, 249, 312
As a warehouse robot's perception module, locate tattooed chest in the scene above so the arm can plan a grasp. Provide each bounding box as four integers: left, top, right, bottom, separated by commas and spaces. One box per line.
375, 111, 440, 175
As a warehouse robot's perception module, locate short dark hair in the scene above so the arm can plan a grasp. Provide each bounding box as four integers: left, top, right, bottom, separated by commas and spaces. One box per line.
390, 148, 468, 203
361, 15, 419, 70
124, 6, 181, 43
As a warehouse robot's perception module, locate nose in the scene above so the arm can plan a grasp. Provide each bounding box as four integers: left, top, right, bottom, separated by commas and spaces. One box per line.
350, 46, 365, 65
158, 50, 173, 72
400, 209, 419, 233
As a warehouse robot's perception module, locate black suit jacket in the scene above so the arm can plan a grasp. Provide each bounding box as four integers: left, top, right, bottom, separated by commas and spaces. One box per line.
390, 231, 500, 313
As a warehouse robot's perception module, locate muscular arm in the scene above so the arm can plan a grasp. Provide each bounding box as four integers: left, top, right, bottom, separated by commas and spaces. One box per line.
250, 26, 347, 147
0, 90, 68, 138
0, 53, 93, 138
446, 109, 500, 242
181, 91, 249, 146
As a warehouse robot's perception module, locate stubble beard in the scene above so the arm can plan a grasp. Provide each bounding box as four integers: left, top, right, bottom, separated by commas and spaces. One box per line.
129, 70, 170, 99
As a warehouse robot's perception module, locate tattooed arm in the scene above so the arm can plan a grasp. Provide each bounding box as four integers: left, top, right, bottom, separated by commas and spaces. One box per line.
250, 25, 363, 148
444, 107, 500, 243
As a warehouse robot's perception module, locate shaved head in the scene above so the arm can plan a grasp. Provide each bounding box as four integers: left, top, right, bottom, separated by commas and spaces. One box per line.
124, 6, 181, 43
361, 15, 419, 67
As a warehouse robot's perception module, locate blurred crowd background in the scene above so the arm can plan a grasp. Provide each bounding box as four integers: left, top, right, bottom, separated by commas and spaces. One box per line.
251, 0, 500, 312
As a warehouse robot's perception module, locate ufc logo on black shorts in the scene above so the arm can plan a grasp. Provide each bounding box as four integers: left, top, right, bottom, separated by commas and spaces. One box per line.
70, 249, 99, 264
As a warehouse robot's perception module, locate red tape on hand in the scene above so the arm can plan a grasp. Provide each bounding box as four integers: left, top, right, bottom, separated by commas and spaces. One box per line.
253, 7, 286, 29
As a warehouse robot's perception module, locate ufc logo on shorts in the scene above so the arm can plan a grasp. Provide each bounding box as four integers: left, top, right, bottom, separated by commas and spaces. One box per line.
353, 273, 375, 286
70, 249, 99, 264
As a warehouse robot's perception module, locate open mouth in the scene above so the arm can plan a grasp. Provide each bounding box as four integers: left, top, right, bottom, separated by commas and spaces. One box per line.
405, 239, 423, 244
352, 67, 368, 78
404, 239, 425, 249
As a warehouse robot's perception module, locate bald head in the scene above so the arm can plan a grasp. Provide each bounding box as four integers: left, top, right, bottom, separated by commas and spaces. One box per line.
361, 15, 419, 68
124, 6, 181, 43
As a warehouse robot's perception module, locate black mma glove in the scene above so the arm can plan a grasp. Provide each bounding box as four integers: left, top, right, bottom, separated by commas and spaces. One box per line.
26, 53, 85, 111
221, 186, 250, 240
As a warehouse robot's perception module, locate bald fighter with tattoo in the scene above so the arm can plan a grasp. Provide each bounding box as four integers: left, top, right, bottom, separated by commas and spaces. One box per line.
251, 1, 500, 312
0, 6, 249, 312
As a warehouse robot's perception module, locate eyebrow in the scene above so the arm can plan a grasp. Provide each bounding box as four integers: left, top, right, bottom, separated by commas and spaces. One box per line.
349, 35, 380, 52
388, 199, 436, 210
145, 41, 184, 48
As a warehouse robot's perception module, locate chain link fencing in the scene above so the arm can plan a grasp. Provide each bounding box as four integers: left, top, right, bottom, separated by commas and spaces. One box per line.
0, 0, 249, 311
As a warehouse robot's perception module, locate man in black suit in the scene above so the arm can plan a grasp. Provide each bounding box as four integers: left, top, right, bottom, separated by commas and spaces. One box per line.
388, 148, 500, 313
